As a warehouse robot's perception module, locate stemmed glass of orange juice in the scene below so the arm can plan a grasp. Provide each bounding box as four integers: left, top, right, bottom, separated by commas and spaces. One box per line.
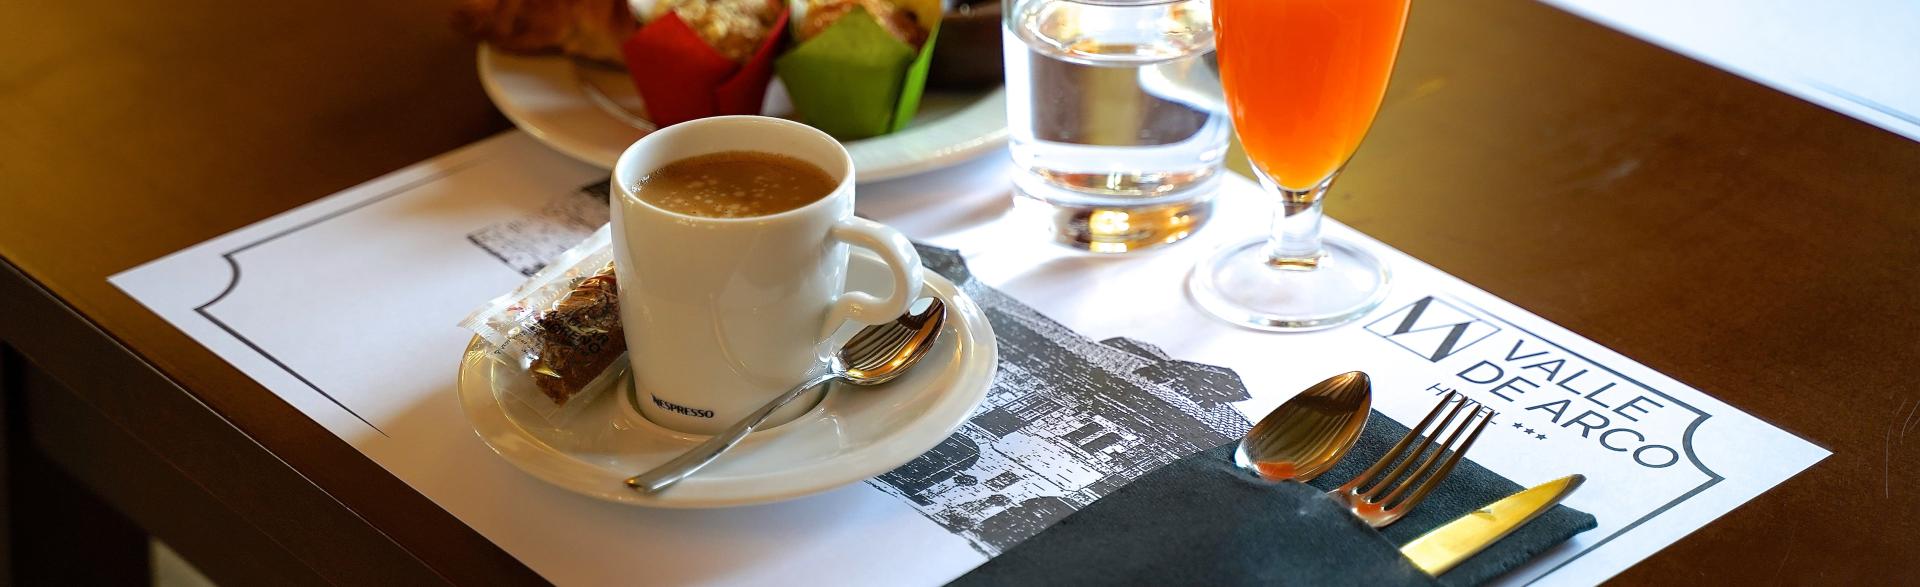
1189, 0, 1412, 331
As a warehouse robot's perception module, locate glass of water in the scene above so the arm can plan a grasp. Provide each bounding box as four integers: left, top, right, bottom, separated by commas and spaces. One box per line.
1004, 0, 1229, 253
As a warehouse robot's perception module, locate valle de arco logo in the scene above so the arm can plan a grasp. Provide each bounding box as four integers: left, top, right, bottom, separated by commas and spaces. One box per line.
1366, 296, 1688, 470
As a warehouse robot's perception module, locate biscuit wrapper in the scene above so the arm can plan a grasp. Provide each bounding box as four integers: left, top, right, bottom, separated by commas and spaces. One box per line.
622, 8, 791, 126
460, 225, 629, 427
776, 1, 940, 139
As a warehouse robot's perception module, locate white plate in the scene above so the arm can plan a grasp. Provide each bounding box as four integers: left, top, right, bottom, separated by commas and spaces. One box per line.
457, 253, 997, 508
477, 45, 1010, 183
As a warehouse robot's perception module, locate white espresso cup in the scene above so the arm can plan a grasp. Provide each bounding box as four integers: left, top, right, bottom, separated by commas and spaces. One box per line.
611, 116, 924, 435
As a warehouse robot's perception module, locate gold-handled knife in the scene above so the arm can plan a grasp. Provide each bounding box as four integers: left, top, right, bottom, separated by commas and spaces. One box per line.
1398, 474, 1586, 577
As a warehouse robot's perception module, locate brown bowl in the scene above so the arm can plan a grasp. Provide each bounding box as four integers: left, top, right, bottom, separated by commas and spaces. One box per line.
927, 1, 1004, 91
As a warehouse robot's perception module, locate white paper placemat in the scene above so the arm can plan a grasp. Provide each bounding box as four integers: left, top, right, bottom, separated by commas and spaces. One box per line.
111, 132, 1826, 585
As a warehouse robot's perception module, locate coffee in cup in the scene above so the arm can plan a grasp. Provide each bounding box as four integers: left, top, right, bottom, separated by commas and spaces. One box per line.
634, 151, 837, 219
612, 116, 924, 435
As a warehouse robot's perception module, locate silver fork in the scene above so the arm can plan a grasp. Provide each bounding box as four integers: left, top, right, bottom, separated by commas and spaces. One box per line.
1330, 390, 1495, 527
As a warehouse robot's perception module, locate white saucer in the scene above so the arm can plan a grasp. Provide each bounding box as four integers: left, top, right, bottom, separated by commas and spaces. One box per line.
476, 45, 1010, 183
457, 253, 997, 508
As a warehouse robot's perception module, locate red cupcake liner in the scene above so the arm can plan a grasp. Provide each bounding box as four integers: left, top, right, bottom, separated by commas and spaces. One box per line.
621, 9, 791, 127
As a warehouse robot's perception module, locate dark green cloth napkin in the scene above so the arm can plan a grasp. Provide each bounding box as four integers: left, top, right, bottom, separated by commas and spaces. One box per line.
952, 410, 1597, 586
1309, 412, 1597, 584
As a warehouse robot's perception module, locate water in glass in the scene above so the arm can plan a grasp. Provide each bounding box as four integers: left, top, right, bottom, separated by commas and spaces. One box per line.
1003, 0, 1228, 252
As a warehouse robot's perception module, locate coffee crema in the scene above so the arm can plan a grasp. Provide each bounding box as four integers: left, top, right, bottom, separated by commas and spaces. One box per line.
634, 151, 837, 218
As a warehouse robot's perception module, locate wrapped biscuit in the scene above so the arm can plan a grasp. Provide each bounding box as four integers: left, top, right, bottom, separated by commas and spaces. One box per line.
775, 0, 941, 138
462, 226, 629, 426
623, 0, 791, 126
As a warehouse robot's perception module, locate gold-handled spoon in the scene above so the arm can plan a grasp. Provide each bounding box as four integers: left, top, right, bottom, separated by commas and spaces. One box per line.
626, 298, 947, 494
1236, 371, 1372, 482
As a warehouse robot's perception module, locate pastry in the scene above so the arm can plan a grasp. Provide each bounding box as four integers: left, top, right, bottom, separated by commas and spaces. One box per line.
638, 0, 787, 62
795, 0, 927, 48
775, 0, 940, 138
527, 263, 625, 404
619, 0, 789, 125
453, 0, 637, 65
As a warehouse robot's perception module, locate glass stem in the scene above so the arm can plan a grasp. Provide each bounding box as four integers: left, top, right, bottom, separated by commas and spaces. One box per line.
1262, 170, 1337, 270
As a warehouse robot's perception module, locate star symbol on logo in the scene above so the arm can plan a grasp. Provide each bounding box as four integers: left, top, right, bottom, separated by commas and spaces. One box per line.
1523, 428, 1536, 434
1512, 422, 1524, 429
1535, 433, 1547, 440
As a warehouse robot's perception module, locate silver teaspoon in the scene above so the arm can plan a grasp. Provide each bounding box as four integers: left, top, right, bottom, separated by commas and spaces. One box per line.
1236, 371, 1372, 482
626, 297, 948, 494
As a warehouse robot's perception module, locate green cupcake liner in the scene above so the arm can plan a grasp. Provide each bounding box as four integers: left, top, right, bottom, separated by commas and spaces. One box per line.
777, 6, 941, 139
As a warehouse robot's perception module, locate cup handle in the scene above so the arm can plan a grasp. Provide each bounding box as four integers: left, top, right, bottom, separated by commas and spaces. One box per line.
825, 216, 924, 338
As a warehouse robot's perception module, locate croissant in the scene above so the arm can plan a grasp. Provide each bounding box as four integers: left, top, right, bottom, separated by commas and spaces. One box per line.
453, 0, 637, 66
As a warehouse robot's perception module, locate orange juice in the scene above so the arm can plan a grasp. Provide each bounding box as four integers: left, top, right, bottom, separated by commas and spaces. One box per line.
1214, 0, 1411, 190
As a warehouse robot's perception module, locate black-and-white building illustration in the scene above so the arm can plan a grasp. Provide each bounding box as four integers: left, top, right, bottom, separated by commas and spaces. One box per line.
468, 181, 611, 276
872, 248, 1252, 555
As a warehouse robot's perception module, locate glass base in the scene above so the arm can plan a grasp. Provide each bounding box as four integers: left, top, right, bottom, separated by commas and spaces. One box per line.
1013, 190, 1214, 254
1189, 236, 1391, 331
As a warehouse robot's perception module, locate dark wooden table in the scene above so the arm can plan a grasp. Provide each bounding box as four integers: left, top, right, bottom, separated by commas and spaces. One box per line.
3, 0, 1916, 584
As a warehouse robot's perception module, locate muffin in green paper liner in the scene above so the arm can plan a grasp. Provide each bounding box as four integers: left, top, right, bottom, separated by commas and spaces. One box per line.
776, 0, 941, 139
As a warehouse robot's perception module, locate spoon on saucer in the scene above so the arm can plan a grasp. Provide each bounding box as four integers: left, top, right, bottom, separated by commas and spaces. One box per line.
626, 298, 948, 494
1236, 371, 1372, 482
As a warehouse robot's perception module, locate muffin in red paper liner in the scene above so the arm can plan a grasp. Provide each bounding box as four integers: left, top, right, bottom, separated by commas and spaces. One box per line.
622, 0, 790, 126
